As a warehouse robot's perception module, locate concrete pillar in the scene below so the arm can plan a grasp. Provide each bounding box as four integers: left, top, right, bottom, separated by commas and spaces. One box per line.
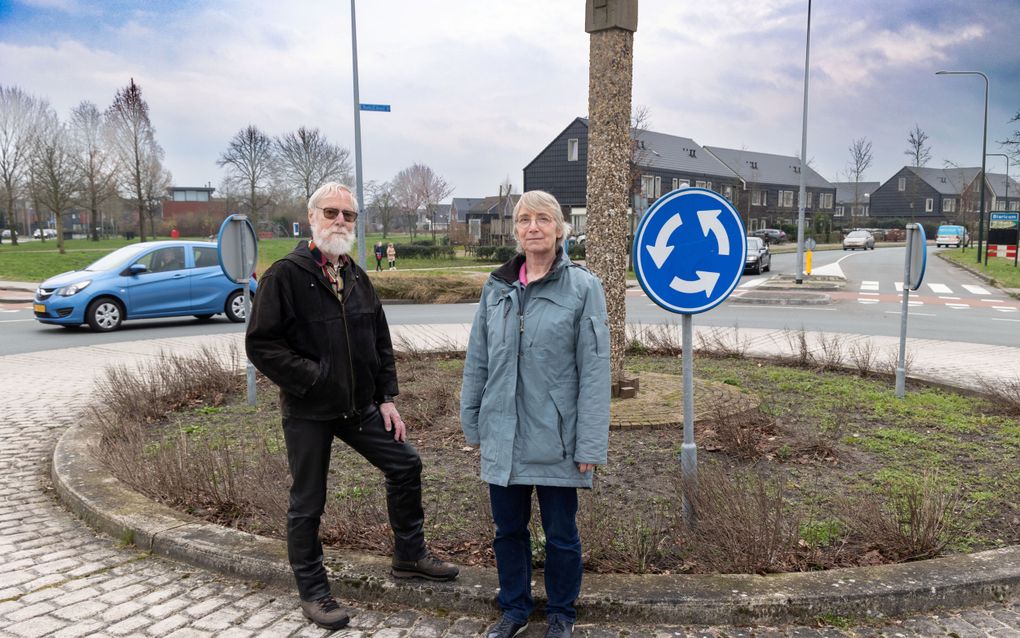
585, 0, 637, 382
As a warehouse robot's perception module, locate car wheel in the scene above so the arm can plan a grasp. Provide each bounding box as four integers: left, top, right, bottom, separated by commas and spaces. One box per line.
86, 298, 123, 332
225, 290, 247, 323
764, 260, 771, 272
194, 314, 214, 321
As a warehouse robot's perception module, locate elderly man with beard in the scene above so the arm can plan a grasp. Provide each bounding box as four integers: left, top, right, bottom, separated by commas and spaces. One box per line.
246, 182, 459, 631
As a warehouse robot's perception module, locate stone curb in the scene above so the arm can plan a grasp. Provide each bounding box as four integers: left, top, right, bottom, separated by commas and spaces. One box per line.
729, 291, 832, 306
53, 406, 1020, 625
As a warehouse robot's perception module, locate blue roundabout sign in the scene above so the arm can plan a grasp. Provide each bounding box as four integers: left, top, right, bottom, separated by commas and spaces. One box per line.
632, 188, 747, 314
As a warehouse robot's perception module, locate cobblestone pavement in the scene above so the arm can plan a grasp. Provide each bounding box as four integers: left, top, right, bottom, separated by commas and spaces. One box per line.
4, 334, 1020, 637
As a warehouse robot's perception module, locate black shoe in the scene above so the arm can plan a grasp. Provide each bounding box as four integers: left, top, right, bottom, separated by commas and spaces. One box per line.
486, 615, 529, 638
545, 617, 573, 638
299, 594, 350, 630
391, 551, 460, 581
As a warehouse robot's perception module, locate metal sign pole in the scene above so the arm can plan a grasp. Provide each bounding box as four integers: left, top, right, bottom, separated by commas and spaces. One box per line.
895, 224, 914, 398
350, 0, 366, 270
681, 313, 696, 525
238, 219, 256, 407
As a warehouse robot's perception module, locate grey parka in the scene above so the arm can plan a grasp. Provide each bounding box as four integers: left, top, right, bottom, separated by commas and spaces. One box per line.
460, 250, 611, 488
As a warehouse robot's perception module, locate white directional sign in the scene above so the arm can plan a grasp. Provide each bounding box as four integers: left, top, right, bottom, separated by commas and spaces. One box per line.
632, 188, 747, 314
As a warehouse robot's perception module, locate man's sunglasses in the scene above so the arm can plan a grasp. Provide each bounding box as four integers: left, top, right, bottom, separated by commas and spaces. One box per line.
319, 207, 358, 222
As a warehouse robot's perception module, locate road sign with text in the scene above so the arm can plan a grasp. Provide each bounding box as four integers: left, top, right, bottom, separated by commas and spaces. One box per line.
359, 104, 391, 112
632, 188, 747, 314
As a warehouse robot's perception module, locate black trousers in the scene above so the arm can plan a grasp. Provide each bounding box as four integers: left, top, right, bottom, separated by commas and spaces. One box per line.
282, 405, 427, 601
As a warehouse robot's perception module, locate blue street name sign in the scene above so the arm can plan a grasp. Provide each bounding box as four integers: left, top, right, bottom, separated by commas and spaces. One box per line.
991, 212, 1019, 223
359, 103, 391, 112
632, 188, 747, 314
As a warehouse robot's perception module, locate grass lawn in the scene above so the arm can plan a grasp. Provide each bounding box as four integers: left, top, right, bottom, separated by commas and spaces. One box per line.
0, 233, 501, 283
940, 247, 1020, 290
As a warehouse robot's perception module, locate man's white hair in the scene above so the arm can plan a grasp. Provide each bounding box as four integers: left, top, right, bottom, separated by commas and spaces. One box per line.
308, 182, 359, 212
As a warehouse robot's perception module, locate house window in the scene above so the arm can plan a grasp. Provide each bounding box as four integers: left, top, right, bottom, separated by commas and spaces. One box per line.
835, 205, 844, 217
898, 177, 906, 191
695, 180, 707, 189
723, 185, 733, 201
943, 198, 956, 213
821, 193, 833, 209
654, 176, 661, 198
671, 178, 678, 190
678, 179, 689, 189
806, 192, 814, 209
751, 190, 762, 206
706, 181, 712, 190
567, 138, 578, 162
925, 198, 934, 212
1011, 201, 1020, 211
641, 175, 655, 197
780, 190, 794, 207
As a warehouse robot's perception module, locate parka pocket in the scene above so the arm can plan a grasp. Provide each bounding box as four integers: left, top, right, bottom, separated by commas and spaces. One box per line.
588, 316, 610, 359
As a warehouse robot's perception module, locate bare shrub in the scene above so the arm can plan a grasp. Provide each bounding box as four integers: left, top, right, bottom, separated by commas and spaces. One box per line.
980, 376, 1020, 416
636, 322, 684, 356
90, 345, 242, 434
811, 333, 845, 371
680, 463, 800, 574
780, 328, 811, 367
839, 472, 968, 562
880, 346, 915, 377
847, 339, 879, 377
780, 399, 852, 461
371, 274, 484, 303
578, 486, 676, 573
695, 325, 749, 358
708, 407, 775, 461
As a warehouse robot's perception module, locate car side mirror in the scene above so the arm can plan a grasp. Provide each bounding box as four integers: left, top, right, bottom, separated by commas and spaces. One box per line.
127, 264, 148, 275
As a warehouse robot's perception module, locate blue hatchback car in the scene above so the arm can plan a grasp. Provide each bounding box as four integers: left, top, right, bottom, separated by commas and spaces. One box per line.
34, 240, 256, 332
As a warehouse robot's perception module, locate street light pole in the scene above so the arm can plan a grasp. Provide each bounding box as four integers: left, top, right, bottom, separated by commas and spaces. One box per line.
795, 0, 812, 285
936, 70, 988, 265
350, 0, 367, 269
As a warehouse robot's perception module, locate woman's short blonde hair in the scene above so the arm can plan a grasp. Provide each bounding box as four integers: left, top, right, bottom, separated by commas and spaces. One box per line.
512, 190, 572, 253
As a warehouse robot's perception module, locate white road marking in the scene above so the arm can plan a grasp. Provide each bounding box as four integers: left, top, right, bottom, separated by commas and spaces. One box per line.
939, 296, 960, 300
962, 285, 990, 295
909, 300, 924, 306
858, 299, 879, 305
894, 282, 904, 292
928, 283, 953, 294
993, 307, 1018, 313
885, 311, 936, 317
739, 278, 768, 288
860, 280, 880, 291
859, 292, 879, 296
946, 303, 970, 309
0, 319, 35, 323
993, 318, 1020, 323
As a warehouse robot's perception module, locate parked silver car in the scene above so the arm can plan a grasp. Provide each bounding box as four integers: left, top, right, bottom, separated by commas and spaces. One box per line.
842, 230, 875, 251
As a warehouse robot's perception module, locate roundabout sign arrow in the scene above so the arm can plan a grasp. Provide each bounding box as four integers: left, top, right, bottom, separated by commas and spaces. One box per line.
633, 188, 747, 314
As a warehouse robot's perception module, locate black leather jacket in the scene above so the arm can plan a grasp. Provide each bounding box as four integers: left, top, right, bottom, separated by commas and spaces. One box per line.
245, 241, 398, 420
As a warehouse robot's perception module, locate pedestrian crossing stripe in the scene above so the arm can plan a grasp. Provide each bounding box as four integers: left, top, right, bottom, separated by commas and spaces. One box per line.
962, 285, 990, 295
928, 283, 953, 294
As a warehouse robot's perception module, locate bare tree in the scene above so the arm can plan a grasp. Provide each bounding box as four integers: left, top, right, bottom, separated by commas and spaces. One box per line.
0, 86, 46, 245
846, 138, 873, 229
905, 124, 932, 167
275, 127, 352, 200
392, 165, 423, 240
141, 148, 172, 237
218, 125, 275, 231
70, 101, 117, 241
1001, 111, 1020, 162
105, 78, 161, 242
367, 180, 399, 238
31, 108, 79, 253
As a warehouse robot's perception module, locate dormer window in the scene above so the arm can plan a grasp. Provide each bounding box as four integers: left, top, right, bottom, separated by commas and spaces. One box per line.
793, 166, 801, 174
749, 161, 758, 170
688, 149, 696, 158
939, 177, 946, 183
567, 138, 579, 162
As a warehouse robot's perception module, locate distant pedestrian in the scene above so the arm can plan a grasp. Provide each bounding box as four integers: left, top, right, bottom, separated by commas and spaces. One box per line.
246, 182, 458, 632
374, 241, 384, 272
461, 190, 610, 638
386, 242, 397, 270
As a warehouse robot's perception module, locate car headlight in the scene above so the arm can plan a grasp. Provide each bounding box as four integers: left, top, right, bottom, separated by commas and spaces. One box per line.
59, 280, 91, 296
747, 255, 758, 262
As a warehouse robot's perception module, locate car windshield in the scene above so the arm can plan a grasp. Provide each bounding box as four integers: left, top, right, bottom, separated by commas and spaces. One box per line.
747, 237, 762, 249
84, 244, 153, 272
848, 231, 868, 238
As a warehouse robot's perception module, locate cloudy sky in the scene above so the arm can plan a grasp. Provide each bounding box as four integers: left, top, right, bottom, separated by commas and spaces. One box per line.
2, 0, 1018, 202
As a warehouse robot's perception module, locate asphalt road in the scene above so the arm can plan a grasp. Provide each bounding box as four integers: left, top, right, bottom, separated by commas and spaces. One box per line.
2, 246, 1016, 356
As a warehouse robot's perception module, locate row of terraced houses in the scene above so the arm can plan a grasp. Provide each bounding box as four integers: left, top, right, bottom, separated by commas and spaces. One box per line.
504, 117, 1020, 236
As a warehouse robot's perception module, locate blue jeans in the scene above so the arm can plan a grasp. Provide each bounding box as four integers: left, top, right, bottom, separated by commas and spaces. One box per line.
488, 483, 581, 624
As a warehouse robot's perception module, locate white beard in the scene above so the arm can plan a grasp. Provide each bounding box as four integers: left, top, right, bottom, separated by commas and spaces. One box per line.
312, 227, 355, 258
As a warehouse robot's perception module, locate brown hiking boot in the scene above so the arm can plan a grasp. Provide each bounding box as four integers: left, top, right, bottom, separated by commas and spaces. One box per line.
391, 551, 460, 581
299, 594, 350, 630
